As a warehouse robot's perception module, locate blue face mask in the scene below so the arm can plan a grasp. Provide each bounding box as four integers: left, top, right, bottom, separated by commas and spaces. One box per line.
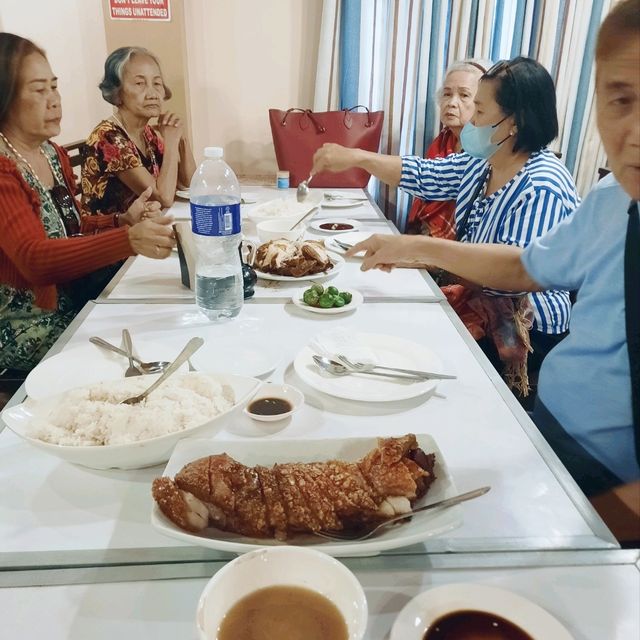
460, 116, 510, 159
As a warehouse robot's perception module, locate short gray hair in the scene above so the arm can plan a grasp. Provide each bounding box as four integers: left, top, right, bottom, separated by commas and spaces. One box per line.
436, 58, 493, 101
99, 46, 172, 106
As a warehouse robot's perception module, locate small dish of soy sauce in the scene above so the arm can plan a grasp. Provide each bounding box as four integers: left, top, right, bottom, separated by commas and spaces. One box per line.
243, 384, 304, 422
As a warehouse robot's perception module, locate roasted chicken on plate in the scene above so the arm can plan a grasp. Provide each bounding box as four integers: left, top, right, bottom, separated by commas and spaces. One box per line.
254, 239, 333, 277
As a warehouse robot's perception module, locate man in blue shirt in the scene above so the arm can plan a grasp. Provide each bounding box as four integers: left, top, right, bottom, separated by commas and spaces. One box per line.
343, 0, 640, 541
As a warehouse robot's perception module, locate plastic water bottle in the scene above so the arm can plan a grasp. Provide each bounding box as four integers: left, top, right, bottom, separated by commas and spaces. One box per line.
190, 147, 243, 321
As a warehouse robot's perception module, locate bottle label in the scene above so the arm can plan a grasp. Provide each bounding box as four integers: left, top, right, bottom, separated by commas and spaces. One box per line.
190, 203, 241, 236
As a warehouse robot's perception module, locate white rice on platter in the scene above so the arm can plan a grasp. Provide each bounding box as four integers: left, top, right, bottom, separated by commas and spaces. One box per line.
30, 374, 235, 447
254, 198, 309, 217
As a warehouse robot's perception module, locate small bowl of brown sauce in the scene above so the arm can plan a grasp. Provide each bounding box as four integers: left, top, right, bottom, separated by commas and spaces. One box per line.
390, 583, 573, 640
243, 383, 304, 422
196, 546, 368, 640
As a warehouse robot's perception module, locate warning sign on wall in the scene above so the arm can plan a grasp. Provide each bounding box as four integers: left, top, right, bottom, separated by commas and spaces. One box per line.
109, 0, 171, 21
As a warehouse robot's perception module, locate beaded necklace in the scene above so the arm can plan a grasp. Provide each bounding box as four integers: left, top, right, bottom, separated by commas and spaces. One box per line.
0, 130, 81, 237
0, 130, 54, 188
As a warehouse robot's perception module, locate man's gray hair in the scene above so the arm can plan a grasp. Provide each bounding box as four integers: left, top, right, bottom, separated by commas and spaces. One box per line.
99, 46, 171, 106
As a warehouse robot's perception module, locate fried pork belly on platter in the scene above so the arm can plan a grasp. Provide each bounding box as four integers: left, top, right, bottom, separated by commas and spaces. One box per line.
152, 434, 436, 540
254, 239, 333, 277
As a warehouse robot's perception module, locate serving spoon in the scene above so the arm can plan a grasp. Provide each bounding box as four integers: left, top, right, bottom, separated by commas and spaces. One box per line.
296, 174, 313, 203
89, 336, 170, 374
312, 355, 425, 382
120, 337, 204, 405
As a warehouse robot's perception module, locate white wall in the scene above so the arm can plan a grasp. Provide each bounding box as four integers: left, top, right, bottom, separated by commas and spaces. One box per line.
183, 0, 323, 176
0, 0, 111, 143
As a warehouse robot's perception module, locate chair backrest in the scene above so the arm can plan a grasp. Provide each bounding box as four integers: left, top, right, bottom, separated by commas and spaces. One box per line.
62, 139, 86, 192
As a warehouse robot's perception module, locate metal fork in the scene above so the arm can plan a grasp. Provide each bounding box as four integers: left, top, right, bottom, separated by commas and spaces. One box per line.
122, 329, 143, 377
324, 194, 368, 201
333, 239, 354, 251
314, 486, 490, 542
337, 355, 457, 380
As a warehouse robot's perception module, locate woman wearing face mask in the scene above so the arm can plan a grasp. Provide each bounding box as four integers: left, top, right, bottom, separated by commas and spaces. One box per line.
312, 57, 579, 401
82, 46, 196, 215
406, 58, 490, 237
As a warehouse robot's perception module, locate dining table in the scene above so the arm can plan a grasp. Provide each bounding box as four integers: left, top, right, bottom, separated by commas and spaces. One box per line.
0, 185, 636, 639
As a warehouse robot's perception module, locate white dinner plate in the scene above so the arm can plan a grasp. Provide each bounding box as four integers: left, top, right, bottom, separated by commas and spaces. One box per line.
175, 189, 190, 200
321, 198, 366, 209
325, 231, 376, 255
255, 251, 344, 282
24, 341, 189, 400
189, 336, 281, 377
309, 218, 362, 233
293, 332, 442, 402
247, 197, 321, 225
291, 288, 363, 315
151, 434, 461, 557
390, 583, 574, 640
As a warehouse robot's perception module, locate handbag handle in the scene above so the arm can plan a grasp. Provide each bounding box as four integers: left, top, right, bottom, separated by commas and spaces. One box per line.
344, 105, 373, 127
280, 108, 326, 134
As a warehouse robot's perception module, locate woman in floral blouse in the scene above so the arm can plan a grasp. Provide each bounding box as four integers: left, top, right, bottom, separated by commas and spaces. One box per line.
82, 46, 195, 215
0, 35, 175, 371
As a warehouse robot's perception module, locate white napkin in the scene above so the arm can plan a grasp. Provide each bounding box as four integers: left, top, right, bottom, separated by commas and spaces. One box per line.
310, 328, 377, 365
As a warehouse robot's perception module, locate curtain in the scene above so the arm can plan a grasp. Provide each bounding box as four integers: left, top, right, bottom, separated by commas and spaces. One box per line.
314, 0, 613, 229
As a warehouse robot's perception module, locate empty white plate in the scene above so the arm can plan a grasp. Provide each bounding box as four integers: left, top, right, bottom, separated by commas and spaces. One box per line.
25, 340, 188, 400
190, 338, 281, 378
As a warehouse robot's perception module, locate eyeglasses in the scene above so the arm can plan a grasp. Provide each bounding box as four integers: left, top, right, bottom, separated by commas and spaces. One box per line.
49, 184, 82, 237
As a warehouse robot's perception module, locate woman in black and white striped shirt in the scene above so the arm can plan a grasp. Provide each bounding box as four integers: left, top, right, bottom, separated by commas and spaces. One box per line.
312, 57, 579, 399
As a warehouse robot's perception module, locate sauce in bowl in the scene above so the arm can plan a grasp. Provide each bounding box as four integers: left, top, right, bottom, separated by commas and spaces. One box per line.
247, 397, 292, 416
319, 222, 354, 231
423, 610, 533, 640
218, 585, 348, 640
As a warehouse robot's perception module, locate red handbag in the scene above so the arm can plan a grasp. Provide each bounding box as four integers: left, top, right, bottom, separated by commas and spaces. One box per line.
269, 106, 384, 188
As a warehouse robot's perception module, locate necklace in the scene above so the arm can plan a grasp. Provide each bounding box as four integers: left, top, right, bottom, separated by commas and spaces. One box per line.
0, 130, 52, 186
0, 130, 81, 237
110, 113, 159, 176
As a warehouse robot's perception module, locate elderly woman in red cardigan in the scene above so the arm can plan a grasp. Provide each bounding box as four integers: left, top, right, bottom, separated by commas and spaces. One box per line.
406, 59, 490, 237
0, 33, 175, 371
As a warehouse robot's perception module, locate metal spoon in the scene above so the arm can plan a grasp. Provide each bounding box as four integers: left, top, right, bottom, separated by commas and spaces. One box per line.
287, 205, 319, 231
122, 330, 143, 377
312, 355, 425, 382
89, 336, 169, 374
296, 174, 313, 203
120, 337, 204, 405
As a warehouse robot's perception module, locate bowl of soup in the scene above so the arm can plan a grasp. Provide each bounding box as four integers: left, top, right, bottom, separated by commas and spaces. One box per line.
196, 546, 368, 640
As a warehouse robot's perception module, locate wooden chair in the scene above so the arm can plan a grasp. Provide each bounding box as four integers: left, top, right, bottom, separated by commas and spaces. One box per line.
62, 139, 86, 192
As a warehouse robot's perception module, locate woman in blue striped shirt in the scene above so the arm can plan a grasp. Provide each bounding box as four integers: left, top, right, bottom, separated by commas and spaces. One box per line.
312, 57, 579, 400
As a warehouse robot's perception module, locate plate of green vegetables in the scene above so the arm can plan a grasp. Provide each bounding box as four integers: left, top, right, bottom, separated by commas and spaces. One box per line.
291, 283, 363, 315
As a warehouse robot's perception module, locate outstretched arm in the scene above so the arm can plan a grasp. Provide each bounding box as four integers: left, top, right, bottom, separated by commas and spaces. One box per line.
346, 234, 542, 292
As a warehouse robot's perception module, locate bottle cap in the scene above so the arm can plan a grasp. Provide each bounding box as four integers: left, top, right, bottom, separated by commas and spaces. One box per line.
277, 170, 289, 178
204, 146, 223, 158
